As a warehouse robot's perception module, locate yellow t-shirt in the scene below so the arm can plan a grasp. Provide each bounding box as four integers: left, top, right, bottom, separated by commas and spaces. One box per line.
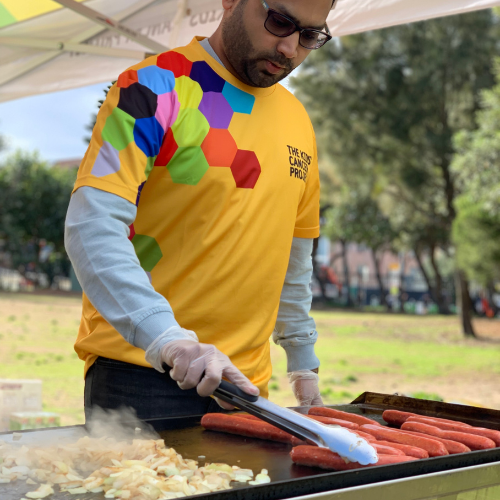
73, 37, 320, 396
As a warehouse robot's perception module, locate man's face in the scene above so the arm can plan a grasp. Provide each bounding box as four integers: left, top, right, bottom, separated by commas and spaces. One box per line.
221, 0, 332, 88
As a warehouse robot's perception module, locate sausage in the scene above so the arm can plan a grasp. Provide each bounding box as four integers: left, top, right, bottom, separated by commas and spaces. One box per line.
382, 410, 417, 427
306, 415, 360, 430
395, 428, 471, 454
201, 413, 293, 443
353, 430, 378, 443
410, 416, 472, 427
290, 436, 314, 447
291, 434, 376, 448
233, 413, 359, 431
309, 407, 382, 426
290, 446, 417, 471
375, 441, 429, 459
360, 424, 448, 457
407, 417, 500, 447
382, 410, 475, 428
371, 443, 405, 456
401, 422, 495, 451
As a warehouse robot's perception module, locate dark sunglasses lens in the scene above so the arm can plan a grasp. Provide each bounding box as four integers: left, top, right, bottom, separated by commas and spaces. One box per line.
301, 31, 328, 49
265, 12, 296, 36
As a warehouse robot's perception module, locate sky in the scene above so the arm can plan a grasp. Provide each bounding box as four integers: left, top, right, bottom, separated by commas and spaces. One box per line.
0, 82, 111, 163
0, 76, 293, 164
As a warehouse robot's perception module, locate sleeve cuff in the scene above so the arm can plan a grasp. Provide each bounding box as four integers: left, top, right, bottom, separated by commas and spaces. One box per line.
282, 342, 320, 373
293, 226, 320, 238
134, 311, 180, 351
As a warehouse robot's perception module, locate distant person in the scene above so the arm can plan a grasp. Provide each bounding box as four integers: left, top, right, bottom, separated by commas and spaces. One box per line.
481, 295, 494, 318
65, 0, 336, 420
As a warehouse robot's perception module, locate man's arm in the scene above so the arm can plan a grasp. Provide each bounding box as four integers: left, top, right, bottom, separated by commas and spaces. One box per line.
65, 186, 258, 400
273, 237, 322, 406
65, 186, 183, 350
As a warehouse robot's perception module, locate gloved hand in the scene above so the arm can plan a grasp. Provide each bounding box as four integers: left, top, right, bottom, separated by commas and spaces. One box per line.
146, 331, 259, 409
288, 369, 323, 407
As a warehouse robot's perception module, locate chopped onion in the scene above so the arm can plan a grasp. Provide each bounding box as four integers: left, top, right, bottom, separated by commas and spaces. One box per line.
1, 434, 271, 499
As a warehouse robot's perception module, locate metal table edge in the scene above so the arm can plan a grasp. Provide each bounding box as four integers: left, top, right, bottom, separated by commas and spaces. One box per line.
284, 460, 500, 500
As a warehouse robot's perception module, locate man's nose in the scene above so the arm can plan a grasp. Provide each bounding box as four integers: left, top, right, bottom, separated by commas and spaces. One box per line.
276, 31, 300, 59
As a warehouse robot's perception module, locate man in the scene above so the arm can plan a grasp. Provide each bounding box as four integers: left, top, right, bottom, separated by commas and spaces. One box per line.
65, 0, 334, 420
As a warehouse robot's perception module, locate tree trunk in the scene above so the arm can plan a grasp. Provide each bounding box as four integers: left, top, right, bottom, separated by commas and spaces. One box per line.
429, 244, 450, 314
456, 270, 476, 337
341, 239, 353, 307
414, 247, 438, 305
371, 248, 388, 309
312, 237, 328, 301
398, 251, 407, 313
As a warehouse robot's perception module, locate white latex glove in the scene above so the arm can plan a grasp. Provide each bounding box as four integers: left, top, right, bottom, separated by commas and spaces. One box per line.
288, 370, 323, 407
160, 339, 259, 409
145, 326, 199, 372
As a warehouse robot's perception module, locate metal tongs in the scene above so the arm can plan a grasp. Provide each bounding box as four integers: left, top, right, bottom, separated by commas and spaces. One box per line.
213, 381, 378, 465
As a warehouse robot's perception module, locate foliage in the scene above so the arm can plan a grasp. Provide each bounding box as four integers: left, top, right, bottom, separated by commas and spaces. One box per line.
452, 195, 500, 286
451, 58, 500, 286
0, 151, 76, 285
84, 83, 113, 144
323, 188, 395, 252
292, 10, 500, 318
452, 58, 500, 218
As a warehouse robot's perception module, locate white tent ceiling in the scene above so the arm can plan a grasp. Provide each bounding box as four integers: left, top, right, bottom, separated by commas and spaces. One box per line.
1, 0, 499, 102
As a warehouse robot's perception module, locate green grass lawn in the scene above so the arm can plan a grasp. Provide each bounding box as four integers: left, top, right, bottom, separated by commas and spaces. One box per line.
1, 293, 499, 426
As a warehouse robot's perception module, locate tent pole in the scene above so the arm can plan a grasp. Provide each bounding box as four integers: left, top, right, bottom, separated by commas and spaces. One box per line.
169, 0, 188, 49
52, 0, 168, 53
0, 37, 148, 59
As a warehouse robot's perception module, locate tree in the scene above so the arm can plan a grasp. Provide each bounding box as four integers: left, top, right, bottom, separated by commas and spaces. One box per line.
0, 151, 77, 286
452, 58, 500, 314
453, 195, 500, 283
323, 189, 396, 308
292, 10, 499, 334
452, 59, 500, 219
84, 83, 113, 144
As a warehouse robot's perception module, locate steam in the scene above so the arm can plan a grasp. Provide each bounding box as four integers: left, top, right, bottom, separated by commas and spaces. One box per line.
84, 406, 159, 441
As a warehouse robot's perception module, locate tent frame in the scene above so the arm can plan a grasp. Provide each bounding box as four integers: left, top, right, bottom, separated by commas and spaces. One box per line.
0, 0, 184, 87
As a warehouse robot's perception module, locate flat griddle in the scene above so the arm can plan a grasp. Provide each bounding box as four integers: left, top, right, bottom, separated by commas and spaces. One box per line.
1, 392, 500, 500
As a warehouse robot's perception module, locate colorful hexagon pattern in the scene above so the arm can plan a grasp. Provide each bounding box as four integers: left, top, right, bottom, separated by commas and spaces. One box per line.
134, 116, 164, 157
154, 128, 178, 167
155, 90, 180, 131
128, 223, 135, 240
171, 108, 210, 147
117, 69, 138, 89
198, 92, 233, 129
117, 82, 158, 119
137, 66, 175, 95
222, 82, 255, 114
102, 107, 135, 151
168, 146, 209, 185
157, 51, 193, 77
97, 51, 262, 188
131, 234, 163, 272
230, 150, 261, 189
175, 76, 203, 110
190, 61, 225, 93
91, 141, 121, 177
201, 129, 237, 167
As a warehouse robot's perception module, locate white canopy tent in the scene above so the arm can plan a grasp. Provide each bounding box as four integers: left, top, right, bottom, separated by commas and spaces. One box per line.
1, 0, 499, 102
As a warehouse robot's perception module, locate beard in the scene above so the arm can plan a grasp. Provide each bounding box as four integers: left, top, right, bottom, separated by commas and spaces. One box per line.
221, 2, 295, 88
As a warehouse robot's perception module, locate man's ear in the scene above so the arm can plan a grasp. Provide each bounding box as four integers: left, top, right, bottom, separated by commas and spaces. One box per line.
222, 0, 239, 13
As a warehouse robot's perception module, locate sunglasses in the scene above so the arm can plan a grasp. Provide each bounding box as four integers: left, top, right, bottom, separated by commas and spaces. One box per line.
260, 0, 333, 50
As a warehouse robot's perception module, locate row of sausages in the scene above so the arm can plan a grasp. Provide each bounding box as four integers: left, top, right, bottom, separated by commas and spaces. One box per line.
200, 407, 500, 472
